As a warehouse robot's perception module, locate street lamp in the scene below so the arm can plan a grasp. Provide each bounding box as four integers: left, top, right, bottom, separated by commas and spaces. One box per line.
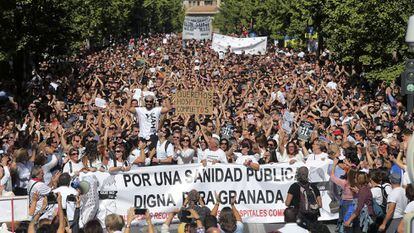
406, 15, 414, 52
405, 14, 414, 233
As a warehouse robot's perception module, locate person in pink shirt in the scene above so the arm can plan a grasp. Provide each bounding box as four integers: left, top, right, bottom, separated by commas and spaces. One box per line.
331, 158, 357, 233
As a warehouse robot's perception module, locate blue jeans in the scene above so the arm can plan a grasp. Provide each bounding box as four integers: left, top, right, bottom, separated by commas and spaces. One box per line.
338, 199, 355, 233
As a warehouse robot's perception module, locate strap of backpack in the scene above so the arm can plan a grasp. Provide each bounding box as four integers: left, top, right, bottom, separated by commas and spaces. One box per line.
69, 161, 73, 174
28, 181, 39, 197
164, 141, 170, 153
113, 155, 117, 167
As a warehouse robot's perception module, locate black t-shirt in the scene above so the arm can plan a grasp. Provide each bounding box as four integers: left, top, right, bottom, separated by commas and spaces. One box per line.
287, 182, 321, 209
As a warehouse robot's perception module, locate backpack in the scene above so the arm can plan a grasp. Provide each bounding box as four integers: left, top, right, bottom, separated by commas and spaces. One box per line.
298, 182, 319, 216
372, 184, 389, 218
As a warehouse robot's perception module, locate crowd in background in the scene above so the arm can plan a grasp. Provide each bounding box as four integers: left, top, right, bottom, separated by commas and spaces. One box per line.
0, 33, 413, 233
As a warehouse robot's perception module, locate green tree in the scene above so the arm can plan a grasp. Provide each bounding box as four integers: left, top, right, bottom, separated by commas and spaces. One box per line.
0, 0, 184, 89
322, 0, 414, 77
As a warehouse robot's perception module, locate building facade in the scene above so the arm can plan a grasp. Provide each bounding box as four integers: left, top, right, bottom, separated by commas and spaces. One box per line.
183, 0, 221, 16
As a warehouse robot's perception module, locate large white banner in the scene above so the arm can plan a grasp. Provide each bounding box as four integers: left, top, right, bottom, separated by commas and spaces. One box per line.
0, 196, 29, 222
80, 163, 337, 224
212, 34, 267, 55
182, 16, 212, 40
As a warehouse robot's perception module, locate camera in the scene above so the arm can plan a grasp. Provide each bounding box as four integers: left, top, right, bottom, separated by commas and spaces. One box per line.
47, 193, 57, 205
66, 194, 76, 202
134, 208, 147, 215
178, 209, 192, 223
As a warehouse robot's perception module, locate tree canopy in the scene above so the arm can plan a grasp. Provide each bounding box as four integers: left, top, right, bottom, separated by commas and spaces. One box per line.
215, 0, 414, 80
0, 0, 184, 83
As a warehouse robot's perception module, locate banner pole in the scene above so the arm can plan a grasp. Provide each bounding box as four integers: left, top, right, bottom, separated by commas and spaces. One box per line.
11, 198, 15, 232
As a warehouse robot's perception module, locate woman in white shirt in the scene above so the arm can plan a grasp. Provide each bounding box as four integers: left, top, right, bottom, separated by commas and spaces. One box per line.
63, 148, 85, 177
195, 137, 208, 163
174, 135, 195, 164
234, 142, 260, 170
108, 145, 131, 173
280, 141, 304, 164
14, 149, 34, 195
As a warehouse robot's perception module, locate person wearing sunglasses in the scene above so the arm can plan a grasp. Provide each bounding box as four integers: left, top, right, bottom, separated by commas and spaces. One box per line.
174, 135, 195, 165
63, 148, 85, 177
108, 145, 131, 172
234, 142, 260, 170
126, 94, 172, 149
154, 127, 174, 165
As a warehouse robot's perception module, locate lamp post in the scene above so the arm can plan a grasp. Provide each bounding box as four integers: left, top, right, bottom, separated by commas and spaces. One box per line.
402, 15, 414, 113
405, 17, 414, 233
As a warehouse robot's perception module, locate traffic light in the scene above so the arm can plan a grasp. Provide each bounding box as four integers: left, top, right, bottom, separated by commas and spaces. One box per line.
401, 59, 414, 96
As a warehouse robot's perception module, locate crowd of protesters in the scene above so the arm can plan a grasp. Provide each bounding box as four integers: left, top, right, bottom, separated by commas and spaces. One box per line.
0, 32, 413, 233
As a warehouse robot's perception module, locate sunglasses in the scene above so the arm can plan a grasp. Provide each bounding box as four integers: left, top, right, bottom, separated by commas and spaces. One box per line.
115, 150, 122, 153
182, 139, 190, 142
267, 144, 274, 147
71, 153, 78, 155
109, 127, 116, 130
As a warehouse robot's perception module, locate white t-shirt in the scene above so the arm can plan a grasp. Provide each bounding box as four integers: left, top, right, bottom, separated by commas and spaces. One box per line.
135, 107, 162, 139
128, 148, 148, 169
53, 186, 78, 221
306, 152, 329, 164
404, 201, 414, 214
107, 159, 129, 169
278, 223, 308, 233
0, 166, 12, 192
327, 81, 338, 90
174, 148, 195, 165
16, 161, 34, 189
371, 183, 392, 206
156, 140, 174, 160
27, 180, 51, 216
201, 149, 228, 164
63, 161, 84, 177
402, 171, 412, 186
234, 153, 258, 165
387, 187, 408, 219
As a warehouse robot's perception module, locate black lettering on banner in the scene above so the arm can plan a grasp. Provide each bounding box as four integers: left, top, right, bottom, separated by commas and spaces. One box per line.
155, 171, 182, 186
134, 193, 176, 208
247, 167, 295, 182
205, 190, 285, 205
123, 173, 151, 187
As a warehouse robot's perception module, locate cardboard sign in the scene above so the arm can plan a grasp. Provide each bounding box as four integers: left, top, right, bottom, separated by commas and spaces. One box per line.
173, 91, 213, 115
0, 196, 29, 222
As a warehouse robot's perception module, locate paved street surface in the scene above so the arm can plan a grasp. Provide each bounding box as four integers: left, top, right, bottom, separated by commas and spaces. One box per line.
132, 221, 337, 232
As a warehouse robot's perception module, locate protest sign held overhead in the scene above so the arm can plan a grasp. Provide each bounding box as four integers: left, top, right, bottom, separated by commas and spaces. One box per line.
212, 34, 267, 55
182, 16, 212, 40
297, 121, 314, 141
173, 90, 214, 115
